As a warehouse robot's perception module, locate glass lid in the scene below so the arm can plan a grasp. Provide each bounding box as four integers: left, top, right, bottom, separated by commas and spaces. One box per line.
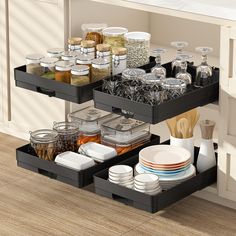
30, 129, 58, 143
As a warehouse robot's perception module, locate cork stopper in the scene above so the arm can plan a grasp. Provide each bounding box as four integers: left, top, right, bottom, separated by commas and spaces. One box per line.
200, 120, 215, 139
112, 47, 127, 56
81, 40, 96, 48
68, 37, 82, 45
96, 44, 111, 52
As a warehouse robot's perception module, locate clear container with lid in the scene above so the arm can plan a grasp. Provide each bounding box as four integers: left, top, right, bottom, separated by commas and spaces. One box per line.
40, 57, 58, 79
91, 58, 110, 82
82, 23, 107, 45
47, 48, 64, 59
68, 37, 82, 52
71, 65, 90, 86
122, 68, 146, 81
30, 129, 58, 161
53, 121, 79, 153
55, 61, 73, 83
68, 106, 116, 145
25, 53, 44, 75
101, 117, 151, 155
61, 51, 80, 65
112, 47, 127, 75
96, 44, 111, 62
103, 27, 128, 49
124, 31, 151, 68
81, 40, 96, 58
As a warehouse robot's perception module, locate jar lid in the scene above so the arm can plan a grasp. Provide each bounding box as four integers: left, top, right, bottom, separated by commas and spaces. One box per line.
30, 129, 58, 143
40, 57, 58, 67
71, 65, 89, 74
122, 68, 146, 80
68, 37, 82, 45
92, 58, 110, 66
102, 27, 128, 36
161, 78, 187, 89
112, 47, 127, 55
124, 31, 151, 41
81, 40, 96, 48
47, 48, 64, 56
53, 121, 79, 134
142, 73, 162, 85
55, 61, 73, 71
26, 53, 44, 61
61, 51, 80, 60
76, 54, 94, 64
96, 44, 111, 52
81, 23, 107, 32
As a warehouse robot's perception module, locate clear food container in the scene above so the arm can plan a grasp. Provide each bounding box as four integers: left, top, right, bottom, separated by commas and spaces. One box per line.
26, 53, 44, 75
122, 68, 146, 81
68, 37, 82, 52
53, 121, 80, 153
91, 58, 110, 82
112, 47, 127, 75
96, 44, 111, 62
124, 31, 150, 68
55, 61, 73, 83
68, 106, 116, 146
101, 117, 151, 155
103, 27, 128, 49
81, 40, 96, 58
61, 51, 80, 65
30, 129, 58, 161
71, 65, 90, 86
47, 48, 64, 59
40, 57, 59, 79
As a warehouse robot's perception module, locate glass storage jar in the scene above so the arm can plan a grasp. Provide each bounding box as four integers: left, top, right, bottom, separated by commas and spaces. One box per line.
101, 116, 151, 155
81, 40, 96, 58
61, 51, 80, 65
26, 53, 44, 75
40, 57, 58, 79
82, 23, 107, 45
91, 58, 110, 82
124, 31, 150, 68
53, 121, 79, 153
112, 47, 127, 75
47, 48, 64, 59
68, 37, 82, 52
71, 65, 90, 86
96, 44, 111, 62
103, 27, 128, 49
30, 129, 58, 161
55, 61, 73, 83
122, 68, 146, 81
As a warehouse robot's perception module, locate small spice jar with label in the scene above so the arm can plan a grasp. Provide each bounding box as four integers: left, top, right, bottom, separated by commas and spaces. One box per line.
26, 53, 44, 76
91, 58, 110, 82
68, 37, 82, 52
40, 57, 58, 79
55, 61, 73, 83
112, 47, 127, 75
61, 51, 80, 65
96, 44, 111, 62
81, 40, 96, 58
47, 48, 64, 59
71, 65, 90, 86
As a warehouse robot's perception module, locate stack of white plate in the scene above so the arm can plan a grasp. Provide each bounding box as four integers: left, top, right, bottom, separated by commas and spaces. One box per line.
134, 174, 162, 195
108, 165, 133, 188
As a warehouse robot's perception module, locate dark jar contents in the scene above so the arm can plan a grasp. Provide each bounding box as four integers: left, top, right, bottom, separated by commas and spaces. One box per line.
55, 61, 73, 83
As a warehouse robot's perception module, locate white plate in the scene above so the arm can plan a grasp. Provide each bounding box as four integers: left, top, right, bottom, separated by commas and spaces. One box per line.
109, 165, 133, 176
109, 175, 133, 182
139, 145, 191, 165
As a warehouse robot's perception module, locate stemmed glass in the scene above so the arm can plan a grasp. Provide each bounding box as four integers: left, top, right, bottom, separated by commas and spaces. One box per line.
195, 47, 213, 87
151, 48, 166, 80
171, 41, 188, 76
176, 54, 192, 85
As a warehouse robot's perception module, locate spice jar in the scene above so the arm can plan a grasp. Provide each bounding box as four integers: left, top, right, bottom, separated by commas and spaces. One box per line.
26, 53, 44, 75
91, 58, 110, 82
68, 106, 116, 146
71, 65, 90, 86
103, 27, 128, 49
68, 37, 82, 52
101, 117, 151, 155
47, 48, 64, 59
81, 40, 96, 58
53, 121, 79, 153
55, 61, 73, 83
61, 51, 80, 65
124, 32, 150, 68
96, 44, 111, 62
82, 23, 107, 45
30, 129, 58, 161
112, 47, 127, 75
40, 57, 58, 79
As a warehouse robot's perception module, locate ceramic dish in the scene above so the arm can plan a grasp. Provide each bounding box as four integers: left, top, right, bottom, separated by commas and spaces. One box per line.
109, 165, 133, 176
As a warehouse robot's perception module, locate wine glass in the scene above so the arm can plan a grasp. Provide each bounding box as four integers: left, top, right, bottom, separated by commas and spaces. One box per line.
151, 48, 166, 80
176, 54, 192, 85
171, 41, 188, 76
195, 47, 213, 87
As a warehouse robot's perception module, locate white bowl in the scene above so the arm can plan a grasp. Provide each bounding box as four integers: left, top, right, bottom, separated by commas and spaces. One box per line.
109, 165, 133, 176
134, 173, 159, 185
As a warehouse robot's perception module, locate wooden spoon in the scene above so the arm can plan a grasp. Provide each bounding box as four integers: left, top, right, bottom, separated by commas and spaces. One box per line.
166, 117, 177, 137
177, 118, 190, 139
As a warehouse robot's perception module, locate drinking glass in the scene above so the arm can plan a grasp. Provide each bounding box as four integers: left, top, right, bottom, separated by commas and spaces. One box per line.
151, 48, 166, 80
176, 54, 192, 85
195, 47, 213, 87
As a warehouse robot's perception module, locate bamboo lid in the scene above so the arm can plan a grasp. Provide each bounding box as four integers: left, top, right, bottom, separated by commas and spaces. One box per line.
96, 44, 111, 52
68, 37, 82, 45
81, 40, 96, 48
200, 120, 215, 139
112, 47, 127, 56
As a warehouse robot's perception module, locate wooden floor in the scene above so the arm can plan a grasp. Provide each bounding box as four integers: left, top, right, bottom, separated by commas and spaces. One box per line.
0, 132, 236, 236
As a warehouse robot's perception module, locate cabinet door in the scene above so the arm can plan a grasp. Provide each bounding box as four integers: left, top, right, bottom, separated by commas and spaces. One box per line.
8, 0, 67, 134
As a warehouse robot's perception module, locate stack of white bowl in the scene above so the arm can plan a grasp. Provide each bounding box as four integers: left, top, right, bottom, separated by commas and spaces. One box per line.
134, 173, 162, 195
108, 165, 133, 188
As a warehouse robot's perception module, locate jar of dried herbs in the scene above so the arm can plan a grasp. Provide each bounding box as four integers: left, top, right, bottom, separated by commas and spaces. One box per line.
81, 40, 96, 58
40, 57, 58, 79
26, 53, 44, 76
30, 129, 59, 161
96, 44, 111, 62
71, 65, 90, 86
91, 58, 110, 82
68, 37, 82, 52
55, 61, 73, 83
112, 47, 127, 75
47, 48, 64, 59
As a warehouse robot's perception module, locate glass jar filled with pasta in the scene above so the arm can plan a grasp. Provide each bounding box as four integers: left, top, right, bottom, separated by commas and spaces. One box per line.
91, 58, 110, 82
81, 40, 96, 58
71, 65, 90, 86
55, 61, 73, 83
112, 47, 127, 75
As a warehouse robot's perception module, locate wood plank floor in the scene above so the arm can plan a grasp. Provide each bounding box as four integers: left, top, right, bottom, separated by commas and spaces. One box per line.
0, 132, 236, 236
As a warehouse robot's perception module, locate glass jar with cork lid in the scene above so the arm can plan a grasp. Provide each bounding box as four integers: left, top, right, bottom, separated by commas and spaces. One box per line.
112, 47, 127, 75
68, 37, 82, 52
81, 40, 96, 58
55, 61, 73, 83
71, 65, 90, 86
91, 58, 110, 82
96, 44, 111, 63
